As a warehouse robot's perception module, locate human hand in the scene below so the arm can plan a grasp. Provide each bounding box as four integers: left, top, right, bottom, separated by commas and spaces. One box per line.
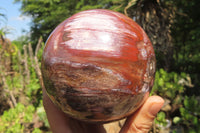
43, 89, 164, 133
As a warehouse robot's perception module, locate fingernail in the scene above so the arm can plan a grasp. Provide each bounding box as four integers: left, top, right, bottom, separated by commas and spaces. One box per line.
149, 98, 164, 116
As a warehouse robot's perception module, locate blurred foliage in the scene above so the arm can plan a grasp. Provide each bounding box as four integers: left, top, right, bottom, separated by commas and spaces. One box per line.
152, 69, 187, 100
155, 111, 168, 127
0, 103, 35, 133
12, 35, 30, 50
178, 96, 200, 132
171, 0, 200, 94
152, 69, 200, 132
0, 38, 48, 132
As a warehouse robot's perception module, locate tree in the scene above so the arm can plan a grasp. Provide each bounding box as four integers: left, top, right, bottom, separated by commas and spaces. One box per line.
14, 0, 129, 48
172, 0, 200, 72
171, 0, 200, 94
125, 0, 176, 70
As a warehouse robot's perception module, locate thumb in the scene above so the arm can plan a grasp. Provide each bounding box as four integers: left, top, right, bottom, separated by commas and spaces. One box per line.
120, 96, 164, 133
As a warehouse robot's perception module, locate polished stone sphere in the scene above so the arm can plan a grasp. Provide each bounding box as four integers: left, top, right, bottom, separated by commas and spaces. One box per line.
41, 9, 156, 123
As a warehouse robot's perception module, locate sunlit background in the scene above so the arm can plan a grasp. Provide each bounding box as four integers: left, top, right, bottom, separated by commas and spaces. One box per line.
0, 0, 199, 133
1, 0, 31, 40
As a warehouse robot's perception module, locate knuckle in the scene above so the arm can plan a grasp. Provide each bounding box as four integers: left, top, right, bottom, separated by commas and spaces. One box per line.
130, 122, 153, 133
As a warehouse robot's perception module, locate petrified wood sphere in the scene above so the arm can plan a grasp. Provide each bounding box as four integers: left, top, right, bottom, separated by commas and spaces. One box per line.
41, 9, 156, 123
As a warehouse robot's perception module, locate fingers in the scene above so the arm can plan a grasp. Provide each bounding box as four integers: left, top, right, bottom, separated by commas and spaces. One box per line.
43, 89, 73, 133
43, 88, 163, 133
120, 96, 164, 133
43, 89, 106, 133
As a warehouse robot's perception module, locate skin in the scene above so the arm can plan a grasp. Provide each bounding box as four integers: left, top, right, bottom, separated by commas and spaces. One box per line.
43, 88, 164, 133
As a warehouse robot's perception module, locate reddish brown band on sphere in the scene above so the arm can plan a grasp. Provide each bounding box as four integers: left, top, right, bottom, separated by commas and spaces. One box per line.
41, 9, 156, 123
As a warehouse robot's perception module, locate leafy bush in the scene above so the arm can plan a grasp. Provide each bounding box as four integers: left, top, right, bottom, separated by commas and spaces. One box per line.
152, 68, 186, 99
0, 103, 35, 133
155, 111, 168, 127
152, 69, 200, 132
175, 96, 200, 132
0, 38, 49, 132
